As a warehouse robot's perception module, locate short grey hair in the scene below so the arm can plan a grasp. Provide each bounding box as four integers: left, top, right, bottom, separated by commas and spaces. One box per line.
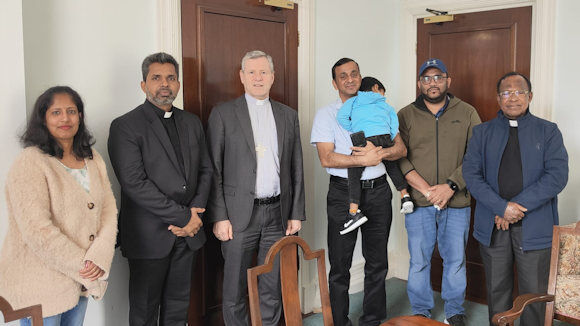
141, 52, 179, 81
241, 50, 274, 73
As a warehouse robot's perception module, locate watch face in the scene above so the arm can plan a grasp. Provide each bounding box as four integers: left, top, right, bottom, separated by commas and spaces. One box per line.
447, 180, 457, 191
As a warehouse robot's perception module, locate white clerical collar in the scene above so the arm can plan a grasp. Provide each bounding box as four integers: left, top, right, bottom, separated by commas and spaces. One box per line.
509, 120, 518, 127
163, 111, 173, 118
245, 93, 270, 106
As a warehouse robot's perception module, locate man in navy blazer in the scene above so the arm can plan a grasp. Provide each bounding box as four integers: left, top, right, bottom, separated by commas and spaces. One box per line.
206, 50, 305, 326
108, 52, 212, 326
463, 72, 568, 326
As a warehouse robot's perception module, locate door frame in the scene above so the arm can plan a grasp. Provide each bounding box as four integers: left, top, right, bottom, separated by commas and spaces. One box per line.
399, 0, 555, 121
155, 0, 319, 314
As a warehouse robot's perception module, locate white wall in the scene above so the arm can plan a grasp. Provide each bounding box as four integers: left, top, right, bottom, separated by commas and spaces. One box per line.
0, 0, 27, 246
18, 1, 158, 324
0, 1, 27, 323
552, 0, 580, 226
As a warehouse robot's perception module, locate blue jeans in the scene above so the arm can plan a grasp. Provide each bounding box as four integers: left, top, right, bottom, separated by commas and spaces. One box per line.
21, 296, 88, 326
405, 206, 470, 318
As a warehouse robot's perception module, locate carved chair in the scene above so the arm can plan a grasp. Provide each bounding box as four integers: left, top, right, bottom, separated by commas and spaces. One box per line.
247, 235, 333, 326
492, 222, 580, 325
0, 296, 43, 325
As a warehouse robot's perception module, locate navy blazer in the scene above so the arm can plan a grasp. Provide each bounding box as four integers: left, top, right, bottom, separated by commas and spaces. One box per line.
108, 100, 213, 259
463, 110, 568, 250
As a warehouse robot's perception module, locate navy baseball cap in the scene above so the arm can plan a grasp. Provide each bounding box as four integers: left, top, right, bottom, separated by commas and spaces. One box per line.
418, 58, 448, 77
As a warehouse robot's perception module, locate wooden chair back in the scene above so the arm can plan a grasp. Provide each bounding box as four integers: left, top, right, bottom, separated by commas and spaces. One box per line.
247, 235, 333, 326
544, 221, 580, 325
493, 222, 580, 326
0, 296, 43, 325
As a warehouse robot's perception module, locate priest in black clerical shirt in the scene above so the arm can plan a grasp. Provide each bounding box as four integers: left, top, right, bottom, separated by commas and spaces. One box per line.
463, 72, 568, 326
108, 52, 212, 326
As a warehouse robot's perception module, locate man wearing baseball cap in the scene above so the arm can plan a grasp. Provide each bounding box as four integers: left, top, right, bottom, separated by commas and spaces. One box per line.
397, 58, 481, 325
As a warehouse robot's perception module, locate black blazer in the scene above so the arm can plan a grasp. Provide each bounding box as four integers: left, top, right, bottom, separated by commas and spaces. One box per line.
206, 96, 305, 232
108, 100, 213, 259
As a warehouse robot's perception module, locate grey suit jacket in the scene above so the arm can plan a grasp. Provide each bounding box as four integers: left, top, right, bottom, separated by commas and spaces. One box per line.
206, 96, 305, 232
108, 100, 213, 259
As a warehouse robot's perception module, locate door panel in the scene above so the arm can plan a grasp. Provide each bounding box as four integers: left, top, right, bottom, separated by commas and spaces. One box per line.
182, 0, 297, 125
429, 28, 512, 122
182, 0, 298, 325
417, 6, 531, 304
202, 11, 287, 113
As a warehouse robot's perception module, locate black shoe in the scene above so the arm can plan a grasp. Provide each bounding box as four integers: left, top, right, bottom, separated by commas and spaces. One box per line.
339, 210, 368, 235
444, 314, 466, 326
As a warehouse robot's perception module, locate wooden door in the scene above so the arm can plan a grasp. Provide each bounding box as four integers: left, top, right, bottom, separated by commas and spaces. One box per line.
416, 6, 532, 303
181, 0, 298, 325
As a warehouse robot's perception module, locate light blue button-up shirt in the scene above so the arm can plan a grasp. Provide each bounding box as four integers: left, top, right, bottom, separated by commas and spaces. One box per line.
310, 99, 387, 179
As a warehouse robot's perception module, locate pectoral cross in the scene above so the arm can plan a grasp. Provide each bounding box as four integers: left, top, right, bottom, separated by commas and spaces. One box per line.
256, 144, 267, 158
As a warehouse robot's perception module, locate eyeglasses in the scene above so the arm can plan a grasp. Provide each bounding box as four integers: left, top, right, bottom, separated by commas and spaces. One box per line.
419, 75, 447, 85
498, 90, 529, 100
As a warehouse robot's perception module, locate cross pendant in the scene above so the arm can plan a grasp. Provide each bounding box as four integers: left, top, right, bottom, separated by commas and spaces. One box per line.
256, 144, 267, 158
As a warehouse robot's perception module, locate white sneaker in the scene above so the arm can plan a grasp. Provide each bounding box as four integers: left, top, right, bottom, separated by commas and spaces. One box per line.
400, 195, 414, 214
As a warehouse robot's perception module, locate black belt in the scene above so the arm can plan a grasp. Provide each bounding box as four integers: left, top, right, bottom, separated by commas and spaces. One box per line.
254, 194, 280, 206
330, 175, 387, 189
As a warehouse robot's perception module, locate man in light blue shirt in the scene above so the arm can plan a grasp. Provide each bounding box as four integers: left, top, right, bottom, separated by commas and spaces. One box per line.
310, 58, 407, 326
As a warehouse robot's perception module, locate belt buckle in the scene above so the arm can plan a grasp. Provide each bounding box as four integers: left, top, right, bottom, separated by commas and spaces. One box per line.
361, 179, 374, 189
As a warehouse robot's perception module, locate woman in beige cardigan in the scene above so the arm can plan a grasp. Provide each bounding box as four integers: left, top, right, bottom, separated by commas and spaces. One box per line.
0, 86, 117, 326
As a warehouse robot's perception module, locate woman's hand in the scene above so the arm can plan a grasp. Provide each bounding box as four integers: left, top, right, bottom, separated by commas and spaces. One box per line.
80, 260, 104, 281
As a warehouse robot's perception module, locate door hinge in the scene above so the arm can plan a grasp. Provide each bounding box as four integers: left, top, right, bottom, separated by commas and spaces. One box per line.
297, 31, 300, 47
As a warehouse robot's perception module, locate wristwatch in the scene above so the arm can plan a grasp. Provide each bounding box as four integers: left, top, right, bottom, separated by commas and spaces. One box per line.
446, 179, 458, 192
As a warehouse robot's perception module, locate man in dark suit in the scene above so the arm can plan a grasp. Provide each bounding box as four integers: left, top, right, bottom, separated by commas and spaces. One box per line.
108, 52, 212, 326
206, 50, 305, 326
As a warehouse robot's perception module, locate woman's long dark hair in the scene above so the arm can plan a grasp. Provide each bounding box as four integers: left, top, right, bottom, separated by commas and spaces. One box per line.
21, 86, 94, 159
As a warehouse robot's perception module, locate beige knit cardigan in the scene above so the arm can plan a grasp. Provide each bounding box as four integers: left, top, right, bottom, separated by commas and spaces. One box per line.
0, 147, 117, 317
